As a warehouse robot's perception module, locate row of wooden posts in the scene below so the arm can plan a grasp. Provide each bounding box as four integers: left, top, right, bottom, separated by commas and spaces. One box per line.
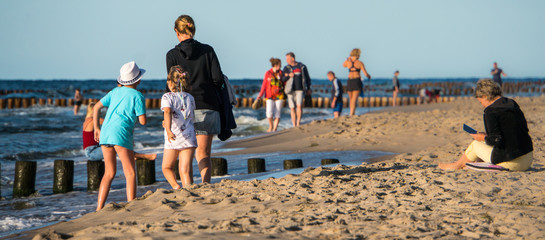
1, 80, 542, 97
0, 95, 463, 110
3, 158, 340, 198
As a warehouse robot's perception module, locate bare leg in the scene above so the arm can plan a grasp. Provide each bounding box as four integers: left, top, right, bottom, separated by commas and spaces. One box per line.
114, 146, 136, 202
96, 146, 117, 211
135, 152, 157, 161
290, 108, 296, 127
162, 149, 181, 189
348, 91, 359, 116
438, 154, 472, 170
272, 118, 281, 131
296, 105, 302, 127
179, 147, 195, 187
334, 111, 340, 118
392, 91, 398, 107
267, 118, 273, 132
196, 134, 213, 183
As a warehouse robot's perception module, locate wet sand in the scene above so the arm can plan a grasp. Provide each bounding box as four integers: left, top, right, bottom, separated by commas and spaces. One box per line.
16, 96, 545, 239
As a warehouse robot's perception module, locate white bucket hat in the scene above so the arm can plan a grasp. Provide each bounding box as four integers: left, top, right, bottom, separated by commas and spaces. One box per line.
117, 61, 145, 85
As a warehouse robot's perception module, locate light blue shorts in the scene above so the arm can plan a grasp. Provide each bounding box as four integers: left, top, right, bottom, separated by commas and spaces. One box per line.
84, 145, 103, 160
194, 109, 220, 135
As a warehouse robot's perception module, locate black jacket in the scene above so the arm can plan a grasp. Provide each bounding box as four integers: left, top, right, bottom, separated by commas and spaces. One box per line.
166, 39, 223, 111
484, 97, 533, 164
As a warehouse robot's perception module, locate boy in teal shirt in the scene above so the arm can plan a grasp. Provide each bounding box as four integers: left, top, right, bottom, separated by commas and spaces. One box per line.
93, 61, 147, 211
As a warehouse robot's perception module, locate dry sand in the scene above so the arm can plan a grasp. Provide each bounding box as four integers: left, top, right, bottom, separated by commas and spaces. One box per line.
15, 96, 545, 239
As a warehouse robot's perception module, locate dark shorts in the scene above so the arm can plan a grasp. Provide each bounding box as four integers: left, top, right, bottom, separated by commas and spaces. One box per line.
332, 100, 343, 113
75, 100, 83, 106
346, 78, 363, 91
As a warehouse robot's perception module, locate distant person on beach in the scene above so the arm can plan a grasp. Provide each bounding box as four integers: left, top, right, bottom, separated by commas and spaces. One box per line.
161, 66, 197, 190
282, 52, 311, 127
166, 15, 224, 183
392, 71, 400, 107
257, 58, 285, 132
327, 71, 343, 118
93, 61, 148, 211
82, 102, 156, 161
73, 88, 83, 115
438, 79, 533, 171
491, 62, 507, 86
343, 48, 371, 116
418, 88, 428, 105
418, 88, 440, 104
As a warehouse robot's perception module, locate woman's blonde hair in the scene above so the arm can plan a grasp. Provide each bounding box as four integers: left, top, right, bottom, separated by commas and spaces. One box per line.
174, 15, 195, 37
86, 102, 95, 118
167, 65, 190, 92
350, 48, 361, 59
475, 78, 502, 100
269, 57, 281, 67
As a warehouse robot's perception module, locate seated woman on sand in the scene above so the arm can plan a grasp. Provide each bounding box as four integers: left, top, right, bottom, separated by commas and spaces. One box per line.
439, 79, 533, 171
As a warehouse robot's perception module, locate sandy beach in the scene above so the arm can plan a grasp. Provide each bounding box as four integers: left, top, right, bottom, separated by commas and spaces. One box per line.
15, 96, 545, 239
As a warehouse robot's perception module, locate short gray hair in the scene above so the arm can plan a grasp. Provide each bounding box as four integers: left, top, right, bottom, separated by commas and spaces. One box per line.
475, 78, 502, 100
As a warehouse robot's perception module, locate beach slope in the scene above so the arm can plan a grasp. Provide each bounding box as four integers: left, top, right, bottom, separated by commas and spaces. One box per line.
16, 97, 545, 239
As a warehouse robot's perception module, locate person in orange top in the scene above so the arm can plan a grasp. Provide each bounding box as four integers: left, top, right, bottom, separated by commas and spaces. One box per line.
257, 58, 285, 132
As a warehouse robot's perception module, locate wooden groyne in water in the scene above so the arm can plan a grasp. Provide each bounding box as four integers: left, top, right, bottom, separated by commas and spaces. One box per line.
1, 81, 543, 110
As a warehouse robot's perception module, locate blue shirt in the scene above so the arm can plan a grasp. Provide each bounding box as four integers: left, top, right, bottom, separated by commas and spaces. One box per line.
99, 87, 146, 150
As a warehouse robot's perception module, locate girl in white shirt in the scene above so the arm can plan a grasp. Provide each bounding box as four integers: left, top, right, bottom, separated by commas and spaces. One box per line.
161, 65, 197, 189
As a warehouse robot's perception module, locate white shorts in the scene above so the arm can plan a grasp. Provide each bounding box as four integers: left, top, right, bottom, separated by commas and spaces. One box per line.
266, 99, 284, 118
287, 90, 304, 109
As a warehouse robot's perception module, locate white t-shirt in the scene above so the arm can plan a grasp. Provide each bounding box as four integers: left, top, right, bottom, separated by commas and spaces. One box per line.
161, 92, 197, 150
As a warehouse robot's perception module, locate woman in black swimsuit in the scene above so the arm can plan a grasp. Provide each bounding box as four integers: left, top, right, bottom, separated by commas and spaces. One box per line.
343, 48, 371, 116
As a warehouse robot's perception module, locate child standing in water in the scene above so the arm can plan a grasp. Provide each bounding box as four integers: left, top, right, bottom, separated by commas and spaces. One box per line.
93, 61, 147, 211
327, 71, 343, 118
161, 65, 197, 189
73, 88, 83, 115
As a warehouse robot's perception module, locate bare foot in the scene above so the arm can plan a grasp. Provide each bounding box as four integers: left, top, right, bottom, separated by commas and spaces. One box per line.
267, 128, 272, 132
438, 162, 463, 170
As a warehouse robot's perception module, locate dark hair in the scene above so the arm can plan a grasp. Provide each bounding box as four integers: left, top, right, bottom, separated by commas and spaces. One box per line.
395, 70, 399, 73
286, 52, 295, 58
269, 58, 281, 67
327, 71, 336, 77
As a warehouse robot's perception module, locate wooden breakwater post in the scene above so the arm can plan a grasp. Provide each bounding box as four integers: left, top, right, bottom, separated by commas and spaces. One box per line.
248, 158, 266, 174
87, 160, 105, 191
136, 158, 156, 185
321, 159, 340, 165
211, 157, 228, 176
283, 159, 303, 170
53, 160, 74, 194
13, 161, 37, 197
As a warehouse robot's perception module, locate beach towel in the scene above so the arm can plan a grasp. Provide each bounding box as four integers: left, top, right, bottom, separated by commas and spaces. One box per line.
465, 162, 509, 172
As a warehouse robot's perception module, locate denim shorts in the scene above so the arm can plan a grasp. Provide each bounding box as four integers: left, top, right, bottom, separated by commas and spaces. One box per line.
194, 109, 220, 135
332, 100, 343, 113
84, 145, 103, 160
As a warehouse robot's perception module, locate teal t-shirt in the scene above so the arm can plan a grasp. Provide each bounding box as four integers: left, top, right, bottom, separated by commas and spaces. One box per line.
99, 87, 146, 150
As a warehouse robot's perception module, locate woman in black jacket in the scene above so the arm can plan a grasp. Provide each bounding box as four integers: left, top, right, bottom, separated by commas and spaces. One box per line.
439, 78, 533, 171
166, 15, 224, 183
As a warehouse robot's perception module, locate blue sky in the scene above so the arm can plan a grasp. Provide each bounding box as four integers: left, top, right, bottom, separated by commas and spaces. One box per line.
0, 0, 544, 80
